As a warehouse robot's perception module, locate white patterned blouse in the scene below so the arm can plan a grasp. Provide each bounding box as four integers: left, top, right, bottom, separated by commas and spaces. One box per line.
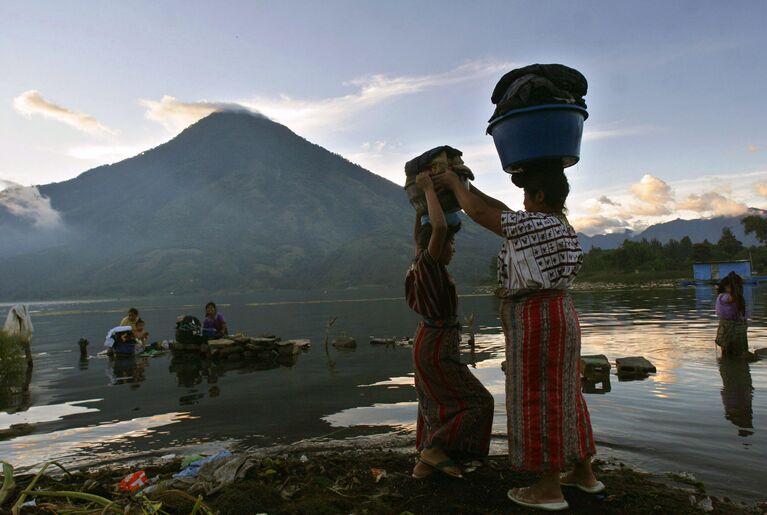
496, 210, 583, 298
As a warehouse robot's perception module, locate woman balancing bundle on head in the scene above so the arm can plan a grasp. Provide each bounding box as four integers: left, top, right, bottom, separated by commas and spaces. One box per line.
404, 163, 494, 480
434, 159, 602, 512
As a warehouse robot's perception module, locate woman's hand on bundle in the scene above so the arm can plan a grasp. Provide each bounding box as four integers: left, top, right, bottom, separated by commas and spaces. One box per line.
451, 163, 473, 177
432, 169, 461, 191
415, 171, 435, 191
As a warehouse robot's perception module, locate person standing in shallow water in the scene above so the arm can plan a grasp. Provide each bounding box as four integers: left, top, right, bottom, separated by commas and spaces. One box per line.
405, 171, 495, 480
434, 162, 602, 511
715, 272, 753, 360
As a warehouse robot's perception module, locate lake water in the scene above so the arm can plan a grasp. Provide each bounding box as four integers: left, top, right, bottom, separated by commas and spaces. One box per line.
1, 286, 765, 501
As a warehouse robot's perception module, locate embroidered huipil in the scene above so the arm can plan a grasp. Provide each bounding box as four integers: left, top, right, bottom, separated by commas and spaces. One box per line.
496, 210, 583, 297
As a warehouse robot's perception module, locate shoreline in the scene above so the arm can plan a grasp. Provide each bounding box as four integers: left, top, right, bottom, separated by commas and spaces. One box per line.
2, 433, 763, 514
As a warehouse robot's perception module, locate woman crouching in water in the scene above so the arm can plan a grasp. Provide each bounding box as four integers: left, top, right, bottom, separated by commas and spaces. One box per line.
405, 171, 494, 479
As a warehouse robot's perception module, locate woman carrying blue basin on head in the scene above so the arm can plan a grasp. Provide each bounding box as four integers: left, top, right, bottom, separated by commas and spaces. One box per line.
434, 160, 601, 512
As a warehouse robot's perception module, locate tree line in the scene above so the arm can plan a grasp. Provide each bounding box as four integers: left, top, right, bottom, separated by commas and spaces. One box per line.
578, 215, 767, 279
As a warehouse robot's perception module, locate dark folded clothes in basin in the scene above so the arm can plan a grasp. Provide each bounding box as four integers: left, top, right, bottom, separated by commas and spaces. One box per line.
490, 63, 587, 120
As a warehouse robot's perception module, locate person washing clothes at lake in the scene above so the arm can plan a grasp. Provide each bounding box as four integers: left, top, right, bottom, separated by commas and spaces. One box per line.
133, 318, 149, 346
203, 302, 228, 338
434, 161, 602, 511
120, 308, 140, 331
715, 272, 755, 360
405, 170, 494, 480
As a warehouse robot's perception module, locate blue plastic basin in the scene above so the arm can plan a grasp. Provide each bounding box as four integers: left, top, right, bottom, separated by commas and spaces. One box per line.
487, 104, 588, 173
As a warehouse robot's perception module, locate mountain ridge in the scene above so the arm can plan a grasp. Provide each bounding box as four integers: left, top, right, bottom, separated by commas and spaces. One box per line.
1, 110, 764, 299
577, 209, 765, 251
0, 111, 499, 298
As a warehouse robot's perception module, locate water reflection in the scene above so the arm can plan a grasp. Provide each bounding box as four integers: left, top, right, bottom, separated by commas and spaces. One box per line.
168, 349, 303, 403
718, 357, 754, 437
0, 357, 33, 415
582, 375, 611, 394
1, 287, 766, 501
108, 355, 147, 388
0, 411, 196, 469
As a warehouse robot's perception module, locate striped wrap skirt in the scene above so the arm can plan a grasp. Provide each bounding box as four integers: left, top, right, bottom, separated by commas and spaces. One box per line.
500, 290, 596, 472
412, 322, 494, 459
716, 320, 748, 356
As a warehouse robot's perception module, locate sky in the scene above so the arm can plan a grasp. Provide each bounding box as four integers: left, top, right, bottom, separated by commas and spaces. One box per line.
1, 0, 766, 234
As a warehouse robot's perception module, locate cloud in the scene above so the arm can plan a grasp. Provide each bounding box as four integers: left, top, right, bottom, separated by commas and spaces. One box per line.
0, 180, 61, 228
141, 61, 513, 135
677, 191, 748, 216
66, 144, 147, 162
756, 182, 767, 197
624, 202, 673, 217
598, 195, 619, 206
139, 96, 253, 132
569, 215, 631, 236
582, 125, 652, 142
617, 174, 676, 217
630, 174, 674, 204
13, 90, 115, 136
239, 59, 514, 133
747, 144, 760, 153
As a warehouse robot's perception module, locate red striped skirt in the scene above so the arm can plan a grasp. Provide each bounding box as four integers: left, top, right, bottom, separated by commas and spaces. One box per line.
413, 322, 494, 459
500, 291, 595, 472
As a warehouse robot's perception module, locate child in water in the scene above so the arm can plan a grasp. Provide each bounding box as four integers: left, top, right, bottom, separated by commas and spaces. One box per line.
715, 272, 755, 360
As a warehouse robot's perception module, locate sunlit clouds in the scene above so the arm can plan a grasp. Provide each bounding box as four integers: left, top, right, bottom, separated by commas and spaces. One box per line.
139, 96, 251, 132
66, 145, 148, 162
570, 171, 761, 235
0, 179, 61, 228
677, 192, 748, 216
13, 90, 115, 136
239, 60, 515, 134
567, 215, 632, 235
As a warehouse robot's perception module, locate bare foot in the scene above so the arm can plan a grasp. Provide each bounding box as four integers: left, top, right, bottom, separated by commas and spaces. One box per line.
419, 447, 462, 477
412, 459, 433, 479
560, 470, 600, 488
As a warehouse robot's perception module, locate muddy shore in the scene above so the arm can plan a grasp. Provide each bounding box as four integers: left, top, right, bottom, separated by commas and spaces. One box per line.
1, 434, 763, 514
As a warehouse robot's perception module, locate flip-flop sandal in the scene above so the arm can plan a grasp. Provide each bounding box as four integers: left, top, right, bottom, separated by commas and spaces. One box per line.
507, 488, 569, 511
419, 457, 463, 478
560, 477, 606, 494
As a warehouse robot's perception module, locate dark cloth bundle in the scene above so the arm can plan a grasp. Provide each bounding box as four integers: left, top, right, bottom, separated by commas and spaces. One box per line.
490, 64, 587, 121
176, 315, 205, 345
403, 145, 475, 215
404, 145, 472, 178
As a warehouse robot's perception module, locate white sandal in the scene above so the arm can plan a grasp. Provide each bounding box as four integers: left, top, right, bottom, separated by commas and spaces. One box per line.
560, 476, 606, 494
507, 488, 569, 511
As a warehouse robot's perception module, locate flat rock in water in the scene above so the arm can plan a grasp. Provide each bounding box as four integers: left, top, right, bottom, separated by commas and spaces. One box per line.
289, 339, 311, 350
208, 338, 235, 348
616, 356, 656, 375
250, 336, 278, 346
170, 342, 208, 352
276, 340, 297, 355
332, 337, 357, 348
581, 354, 611, 377
754, 348, 767, 359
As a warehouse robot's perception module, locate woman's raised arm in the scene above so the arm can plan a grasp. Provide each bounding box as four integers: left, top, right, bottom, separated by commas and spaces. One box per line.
433, 172, 504, 236
416, 172, 448, 260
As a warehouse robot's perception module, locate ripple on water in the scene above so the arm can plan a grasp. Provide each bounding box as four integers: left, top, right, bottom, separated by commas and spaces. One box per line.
0, 411, 197, 469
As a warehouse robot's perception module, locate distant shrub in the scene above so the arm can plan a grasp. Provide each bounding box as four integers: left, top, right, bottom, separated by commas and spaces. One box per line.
0, 330, 27, 368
